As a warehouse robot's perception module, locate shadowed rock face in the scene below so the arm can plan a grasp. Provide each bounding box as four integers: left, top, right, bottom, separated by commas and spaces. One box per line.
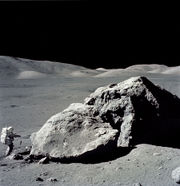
30, 76, 180, 161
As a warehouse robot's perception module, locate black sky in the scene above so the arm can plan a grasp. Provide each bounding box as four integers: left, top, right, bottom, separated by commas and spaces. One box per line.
0, 1, 179, 68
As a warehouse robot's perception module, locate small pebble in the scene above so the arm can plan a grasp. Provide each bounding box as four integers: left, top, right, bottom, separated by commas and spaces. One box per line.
40, 172, 49, 176
47, 177, 57, 182
38, 157, 49, 164
172, 167, 180, 183
153, 152, 161, 156
133, 183, 142, 186
6, 153, 23, 160
36, 177, 44, 182
0, 163, 7, 166
24, 155, 34, 163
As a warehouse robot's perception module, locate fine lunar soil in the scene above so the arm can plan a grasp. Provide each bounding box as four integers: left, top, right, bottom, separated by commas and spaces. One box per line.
0, 56, 180, 186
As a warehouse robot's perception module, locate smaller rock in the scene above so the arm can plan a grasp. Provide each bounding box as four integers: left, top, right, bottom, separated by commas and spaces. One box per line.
38, 157, 49, 164
40, 172, 49, 176
158, 166, 163, 170
24, 155, 34, 163
0, 163, 7, 166
116, 167, 122, 171
10, 104, 17, 108
25, 146, 32, 152
6, 153, 23, 160
36, 177, 44, 182
153, 152, 161, 156
114, 182, 122, 186
47, 177, 57, 182
14, 154, 23, 160
133, 183, 142, 186
172, 167, 180, 183
18, 146, 31, 155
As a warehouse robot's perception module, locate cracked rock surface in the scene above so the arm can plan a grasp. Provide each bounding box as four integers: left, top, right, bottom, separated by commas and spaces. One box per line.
30, 103, 118, 159
30, 76, 180, 160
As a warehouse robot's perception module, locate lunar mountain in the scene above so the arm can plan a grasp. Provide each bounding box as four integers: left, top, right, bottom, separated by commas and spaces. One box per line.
30, 76, 180, 162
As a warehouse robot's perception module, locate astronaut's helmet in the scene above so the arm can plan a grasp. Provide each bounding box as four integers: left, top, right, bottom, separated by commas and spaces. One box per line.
7, 126, 14, 133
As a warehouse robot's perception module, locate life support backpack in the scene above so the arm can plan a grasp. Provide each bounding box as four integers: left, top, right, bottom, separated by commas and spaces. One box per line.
1, 127, 14, 145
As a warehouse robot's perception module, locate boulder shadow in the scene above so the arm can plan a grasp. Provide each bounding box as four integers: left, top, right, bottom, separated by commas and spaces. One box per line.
51, 146, 135, 164
131, 118, 180, 149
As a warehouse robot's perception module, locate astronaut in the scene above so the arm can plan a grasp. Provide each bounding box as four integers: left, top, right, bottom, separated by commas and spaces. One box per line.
1, 126, 21, 156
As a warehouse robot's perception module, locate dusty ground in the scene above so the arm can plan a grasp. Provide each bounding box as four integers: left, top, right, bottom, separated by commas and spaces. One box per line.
0, 58, 180, 186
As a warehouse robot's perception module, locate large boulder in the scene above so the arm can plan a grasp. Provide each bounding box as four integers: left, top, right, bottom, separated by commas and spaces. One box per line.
30, 76, 180, 160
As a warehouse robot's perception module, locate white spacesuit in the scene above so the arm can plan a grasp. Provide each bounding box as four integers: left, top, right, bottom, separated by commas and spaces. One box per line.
1, 126, 21, 156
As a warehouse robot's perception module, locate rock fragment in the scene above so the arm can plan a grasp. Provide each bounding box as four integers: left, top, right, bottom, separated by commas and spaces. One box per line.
172, 167, 180, 183
153, 152, 161, 156
40, 172, 49, 176
6, 153, 23, 160
36, 177, 44, 182
38, 157, 49, 164
24, 155, 34, 163
47, 177, 57, 182
133, 183, 142, 186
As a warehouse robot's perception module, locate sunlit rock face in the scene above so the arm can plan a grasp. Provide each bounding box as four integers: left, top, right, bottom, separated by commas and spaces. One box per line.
85, 76, 180, 147
30, 103, 118, 159
30, 77, 180, 160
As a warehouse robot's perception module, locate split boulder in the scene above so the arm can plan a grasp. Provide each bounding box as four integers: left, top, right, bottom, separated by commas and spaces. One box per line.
30, 76, 180, 161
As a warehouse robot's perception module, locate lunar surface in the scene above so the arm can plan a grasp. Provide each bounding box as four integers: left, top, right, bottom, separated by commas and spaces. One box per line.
0, 56, 180, 186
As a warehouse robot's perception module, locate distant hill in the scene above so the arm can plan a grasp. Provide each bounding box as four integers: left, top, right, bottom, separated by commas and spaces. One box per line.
0, 56, 99, 79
